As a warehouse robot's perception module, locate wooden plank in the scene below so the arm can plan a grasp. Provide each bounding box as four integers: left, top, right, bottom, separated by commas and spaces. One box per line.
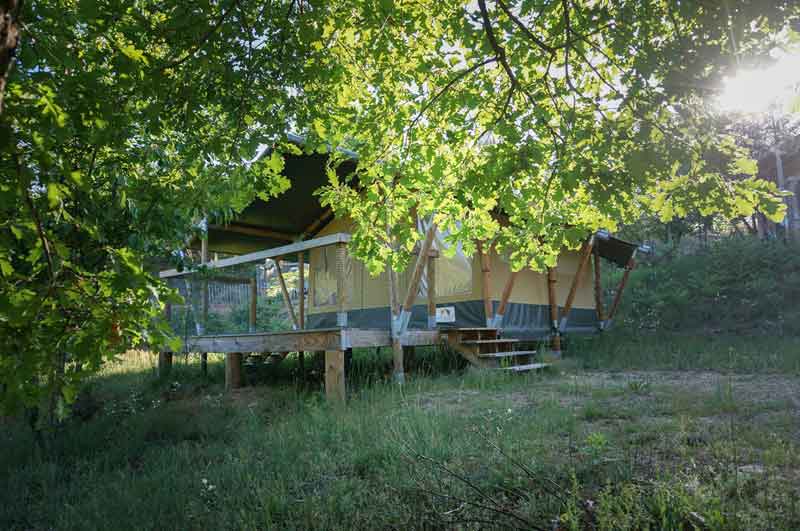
402, 223, 437, 312
159, 233, 352, 279
559, 237, 594, 331
325, 350, 346, 402
275, 259, 300, 330
477, 241, 493, 327
298, 252, 305, 329
158, 352, 173, 378
336, 242, 347, 327
200, 235, 209, 376
184, 329, 344, 353
249, 276, 257, 333
301, 207, 334, 239
493, 270, 518, 328
225, 353, 243, 390
593, 249, 606, 324
547, 267, 561, 355
607, 258, 636, 323
426, 255, 436, 329
210, 222, 295, 242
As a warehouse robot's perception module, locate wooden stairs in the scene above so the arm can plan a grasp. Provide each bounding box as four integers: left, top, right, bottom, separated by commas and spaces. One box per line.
442, 328, 549, 372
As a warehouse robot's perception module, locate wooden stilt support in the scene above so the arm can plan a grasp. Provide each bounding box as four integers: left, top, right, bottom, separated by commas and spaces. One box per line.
593, 248, 607, 329
274, 258, 300, 329
559, 237, 595, 332
477, 241, 493, 327
426, 254, 436, 329
158, 352, 173, 379
225, 353, 243, 390
606, 258, 636, 329
297, 251, 305, 377
492, 271, 518, 329
398, 223, 437, 335
249, 275, 258, 333
336, 243, 348, 327
547, 267, 561, 357
200, 235, 209, 376
325, 350, 346, 403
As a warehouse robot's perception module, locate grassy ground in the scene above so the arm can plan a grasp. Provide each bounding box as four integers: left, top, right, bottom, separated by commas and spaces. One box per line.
2, 334, 799, 530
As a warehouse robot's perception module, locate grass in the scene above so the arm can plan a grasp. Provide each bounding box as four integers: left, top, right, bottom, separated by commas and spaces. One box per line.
2, 335, 800, 530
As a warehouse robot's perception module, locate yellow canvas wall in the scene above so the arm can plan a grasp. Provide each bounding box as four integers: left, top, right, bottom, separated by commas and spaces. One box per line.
308, 216, 594, 314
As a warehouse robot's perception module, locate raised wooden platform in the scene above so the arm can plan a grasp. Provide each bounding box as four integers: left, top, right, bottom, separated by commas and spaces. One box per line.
180, 327, 441, 354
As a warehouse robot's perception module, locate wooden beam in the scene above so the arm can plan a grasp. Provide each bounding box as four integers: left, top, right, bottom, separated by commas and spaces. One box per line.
159, 233, 352, 279
210, 222, 295, 243
593, 248, 607, 327
225, 353, 243, 390
301, 207, 334, 238
492, 270, 518, 329
249, 275, 257, 333
336, 242, 347, 327
298, 252, 305, 329
158, 352, 173, 379
274, 259, 300, 330
397, 223, 437, 336
559, 236, 595, 332
325, 350, 346, 403
477, 241, 493, 327
426, 254, 436, 329
547, 267, 561, 356
200, 234, 209, 376
606, 258, 636, 327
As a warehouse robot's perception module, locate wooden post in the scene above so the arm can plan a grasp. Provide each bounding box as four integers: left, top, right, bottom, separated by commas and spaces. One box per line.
325, 350, 346, 403
559, 236, 595, 332
158, 352, 173, 379
477, 241, 493, 327
387, 261, 404, 384
336, 243, 347, 327
426, 254, 436, 329
492, 271, 518, 329
297, 251, 305, 376
396, 224, 436, 337
274, 258, 300, 329
593, 248, 607, 329
547, 267, 561, 357
249, 275, 257, 333
225, 353, 243, 390
200, 234, 209, 376
606, 258, 636, 328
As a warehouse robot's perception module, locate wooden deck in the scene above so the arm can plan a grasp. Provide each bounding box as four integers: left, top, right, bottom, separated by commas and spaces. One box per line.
180, 327, 441, 354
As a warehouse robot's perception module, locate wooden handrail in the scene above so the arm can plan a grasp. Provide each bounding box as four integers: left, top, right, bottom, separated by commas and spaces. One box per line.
159, 233, 351, 279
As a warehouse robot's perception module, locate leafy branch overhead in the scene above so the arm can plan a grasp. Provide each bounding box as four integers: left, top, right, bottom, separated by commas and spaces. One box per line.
305, 0, 795, 273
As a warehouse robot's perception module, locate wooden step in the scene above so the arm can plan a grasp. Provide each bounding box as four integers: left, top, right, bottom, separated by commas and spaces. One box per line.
477, 350, 537, 359
459, 339, 518, 345
496, 362, 551, 372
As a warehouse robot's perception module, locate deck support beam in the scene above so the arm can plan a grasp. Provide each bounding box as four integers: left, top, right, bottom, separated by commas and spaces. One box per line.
298, 251, 305, 376
426, 254, 436, 329
491, 271, 518, 329
200, 234, 209, 376
477, 241, 493, 327
275, 258, 300, 330
547, 267, 561, 357
336, 243, 348, 327
398, 223, 437, 336
593, 248, 607, 329
325, 350, 346, 403
605, 257, 636, 329
559, 236, 595, 332
225, 353, 243, 390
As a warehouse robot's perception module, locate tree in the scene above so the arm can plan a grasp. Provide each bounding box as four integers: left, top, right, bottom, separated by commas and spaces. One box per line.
0, 1, 317, 423
303, 0, 796, 274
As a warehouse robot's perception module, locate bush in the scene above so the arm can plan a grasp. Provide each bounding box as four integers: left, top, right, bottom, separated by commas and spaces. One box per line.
618, 237, 800, 336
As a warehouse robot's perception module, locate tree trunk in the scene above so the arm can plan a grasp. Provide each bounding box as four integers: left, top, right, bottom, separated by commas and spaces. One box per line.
0, 0, 20, 115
